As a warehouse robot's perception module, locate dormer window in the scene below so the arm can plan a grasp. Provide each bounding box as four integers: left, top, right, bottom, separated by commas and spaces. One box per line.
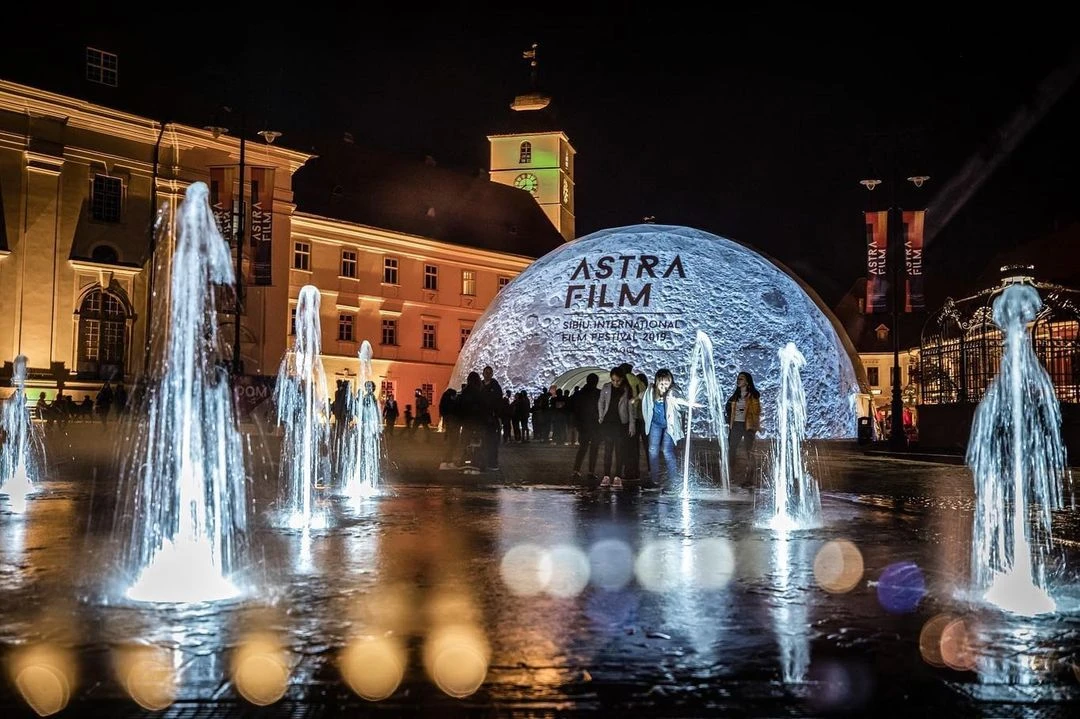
875, 324, 890, 342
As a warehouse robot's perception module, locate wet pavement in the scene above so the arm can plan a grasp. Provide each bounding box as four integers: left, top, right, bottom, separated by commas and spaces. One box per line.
1, 423, 1079, 717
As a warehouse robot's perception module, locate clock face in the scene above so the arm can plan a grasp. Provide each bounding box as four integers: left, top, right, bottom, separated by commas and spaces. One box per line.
513, 172, 539, 195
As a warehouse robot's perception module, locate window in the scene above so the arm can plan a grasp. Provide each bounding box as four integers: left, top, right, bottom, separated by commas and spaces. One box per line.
380, 380, 396, 402
867, 367, 880, 386
383, 257, 399, 284
462, 270, 476, 296
460, 326, 472, 348
563, 177, 570, 204
519, 141, 532, 164
77, 289, 126, 378
293, 241, 310, 271
91, 175, 123, 222
422, 322, 437, 350
420, 383, 435, 409
338, 314, 354, 342
381, 318, 397, 345
86, 47, 118, 87
498, 276, 511, 291
424, 264, 439, 291
340, 250, 357, 278
289, 307, 297, 336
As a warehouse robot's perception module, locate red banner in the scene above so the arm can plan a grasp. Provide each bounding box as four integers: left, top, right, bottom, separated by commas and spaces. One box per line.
249, 167, 274, 286
903, 210, 925, 312
209, 167, 234, 243
864, 211, 888, 314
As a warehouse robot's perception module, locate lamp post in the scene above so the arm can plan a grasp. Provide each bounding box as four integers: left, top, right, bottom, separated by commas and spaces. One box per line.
863, 170, 928, 449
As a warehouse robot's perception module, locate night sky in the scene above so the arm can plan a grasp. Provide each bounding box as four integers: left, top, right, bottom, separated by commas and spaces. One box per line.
5, 9, 1080, 308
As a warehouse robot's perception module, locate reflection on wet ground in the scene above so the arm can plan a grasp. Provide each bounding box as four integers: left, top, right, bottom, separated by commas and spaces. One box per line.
0, 427, 1078, 716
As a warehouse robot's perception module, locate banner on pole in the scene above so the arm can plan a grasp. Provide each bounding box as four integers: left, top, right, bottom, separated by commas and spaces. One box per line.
903, 209, 925, 312
249, 167, 274, 286
864, 211, 889, 314
209, 167, 234, 243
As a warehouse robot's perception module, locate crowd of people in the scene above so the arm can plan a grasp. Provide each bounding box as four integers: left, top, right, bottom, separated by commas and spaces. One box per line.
387, 361, 766, 491
33, 381, 128, 430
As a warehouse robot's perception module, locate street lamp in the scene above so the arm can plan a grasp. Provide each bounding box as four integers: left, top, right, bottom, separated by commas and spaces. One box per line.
863, 172, 929, 449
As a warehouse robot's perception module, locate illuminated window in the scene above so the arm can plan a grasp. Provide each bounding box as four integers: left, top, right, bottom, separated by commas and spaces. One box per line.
462, 269, 476, 296
562, 177, 570, 204
91, 175, 123, 222
498, 276, 511, 291
383, 257, 399, 284
460, 326, 472, 348
519, 141, 532, 164
289, 307, 297, 335
867, 367, 879, 386
424, 264, 439, 291
338, 314, 354, 341
341, 250, 357, 278
381, 319, 397, 346
77, 289, 126, 378
86, 47, 118, 87
293, 241, 310, 271
422, 322, 437, 349
380, 380, 395, 402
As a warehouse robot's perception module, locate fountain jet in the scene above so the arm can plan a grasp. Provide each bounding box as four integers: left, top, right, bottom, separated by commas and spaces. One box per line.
0, 356, 44, 512
764, 342, 821, 531
968, 283, 1067, 616
120, 182, 247, 603
339, 341, 384, 501
274, 284, 331, 529
680, 331, 730, 492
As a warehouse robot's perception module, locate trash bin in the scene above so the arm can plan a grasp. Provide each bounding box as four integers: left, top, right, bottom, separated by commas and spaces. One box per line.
857, 416, 872, 444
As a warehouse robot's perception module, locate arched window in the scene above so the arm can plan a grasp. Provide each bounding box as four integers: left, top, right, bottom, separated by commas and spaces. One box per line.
518, 141, 532, 164
77, 289, 127, 379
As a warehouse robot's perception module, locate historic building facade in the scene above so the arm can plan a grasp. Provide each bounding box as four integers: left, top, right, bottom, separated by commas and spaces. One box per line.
0, 78, 565, 426
0, 79, 310, 404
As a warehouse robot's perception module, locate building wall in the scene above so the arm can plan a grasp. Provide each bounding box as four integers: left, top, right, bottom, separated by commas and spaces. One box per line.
0, 79, 310, 402
859, 350, 916, 411
288, 215, 533, 424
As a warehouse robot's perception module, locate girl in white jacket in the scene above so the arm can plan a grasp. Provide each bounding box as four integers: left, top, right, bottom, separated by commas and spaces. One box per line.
641, 368, 685, 490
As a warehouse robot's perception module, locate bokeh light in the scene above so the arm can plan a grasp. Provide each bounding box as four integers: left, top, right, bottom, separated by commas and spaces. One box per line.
113, 644, 177, 711
500, 543, 549, 596
339, 635, 406, 701
9, 643, 76, 717
635, 539, 682, 592
545, 544, 590, 598
813, 540, 864, 594
423, 624, 490, 698
231, 632, 291, 706
918, 614, 954, 668
692, 538, 736, 589
939, 617, 978, 672
875, 561, 925, 614
587, 539, 634, 591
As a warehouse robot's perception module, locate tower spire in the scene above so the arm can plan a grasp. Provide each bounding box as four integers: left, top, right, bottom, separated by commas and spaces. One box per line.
511, 42, 550, 111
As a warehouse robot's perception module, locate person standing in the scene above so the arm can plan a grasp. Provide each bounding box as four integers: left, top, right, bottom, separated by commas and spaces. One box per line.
480, 366, 503, 470
570, 373, 601, 482
597, 366, 636, 490
439, 387, 461, 470
382, 394, 399, 435
726, 371, 762, 488
642, 369, 685, 491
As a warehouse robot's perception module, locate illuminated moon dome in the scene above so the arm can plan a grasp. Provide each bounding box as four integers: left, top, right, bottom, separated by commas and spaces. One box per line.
452, 225, 860, 438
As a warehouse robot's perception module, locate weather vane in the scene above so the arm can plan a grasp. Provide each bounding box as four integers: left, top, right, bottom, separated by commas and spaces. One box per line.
523, 42, 539, 87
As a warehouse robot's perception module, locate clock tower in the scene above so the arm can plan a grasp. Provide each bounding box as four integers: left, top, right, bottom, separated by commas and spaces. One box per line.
488, 43, 576, 242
